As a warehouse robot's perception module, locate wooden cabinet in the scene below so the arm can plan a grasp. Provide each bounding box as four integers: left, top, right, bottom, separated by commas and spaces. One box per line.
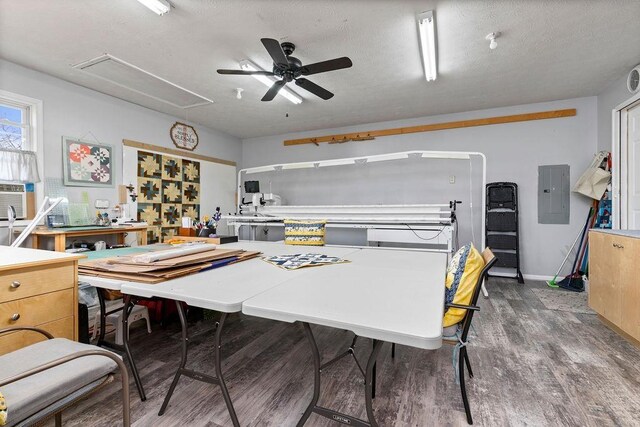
589, 230, 640, 344
0, 247, 84, 355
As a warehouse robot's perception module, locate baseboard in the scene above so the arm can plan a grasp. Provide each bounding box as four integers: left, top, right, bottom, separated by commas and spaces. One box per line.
598, 315, 640, 349
489, 272, 555, 282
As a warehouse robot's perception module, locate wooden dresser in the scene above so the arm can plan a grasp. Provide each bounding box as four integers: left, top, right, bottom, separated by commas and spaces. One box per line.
0, 246, 85, 355
589, 229, 640, 345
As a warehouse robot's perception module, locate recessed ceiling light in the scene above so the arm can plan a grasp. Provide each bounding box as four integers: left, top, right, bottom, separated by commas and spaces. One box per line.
417, 10, 437, 82
135, 0, 170, 15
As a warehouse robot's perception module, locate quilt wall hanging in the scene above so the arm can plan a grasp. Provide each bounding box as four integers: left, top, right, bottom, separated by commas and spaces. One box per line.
62, 136, 114, 187
137, 150, 200, 243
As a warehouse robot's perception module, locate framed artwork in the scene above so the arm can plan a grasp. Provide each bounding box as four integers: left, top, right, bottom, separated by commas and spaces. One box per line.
62, 136, 114, 187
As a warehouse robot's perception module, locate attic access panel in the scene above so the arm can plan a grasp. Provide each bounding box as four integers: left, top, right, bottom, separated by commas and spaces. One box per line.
538, 164, 570, 224
73, 54, 213, 109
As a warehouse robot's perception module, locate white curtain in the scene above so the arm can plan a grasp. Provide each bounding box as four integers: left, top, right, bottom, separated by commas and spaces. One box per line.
0, 148, 41, 183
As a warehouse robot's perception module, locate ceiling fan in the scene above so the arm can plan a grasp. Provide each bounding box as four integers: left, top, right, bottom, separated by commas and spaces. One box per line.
217, 38, 353, 101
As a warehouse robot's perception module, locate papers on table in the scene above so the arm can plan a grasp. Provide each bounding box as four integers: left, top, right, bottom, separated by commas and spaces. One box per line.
262, 253, 350, 270
79, 244, 261, 283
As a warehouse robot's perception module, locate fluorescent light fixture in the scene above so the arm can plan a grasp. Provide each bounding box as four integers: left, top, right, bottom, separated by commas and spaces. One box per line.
135, 0, 170, 15
239, 60, 303, 104
417, 10, 437, 81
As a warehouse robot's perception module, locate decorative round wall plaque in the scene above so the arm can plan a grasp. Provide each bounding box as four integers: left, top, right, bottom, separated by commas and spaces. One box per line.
170, 122, 199, 151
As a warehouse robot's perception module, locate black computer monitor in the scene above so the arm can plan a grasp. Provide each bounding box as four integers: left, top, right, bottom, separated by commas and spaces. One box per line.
244, 180, 260, 193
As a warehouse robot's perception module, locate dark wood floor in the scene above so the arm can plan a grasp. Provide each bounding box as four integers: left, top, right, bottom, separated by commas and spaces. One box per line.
50, 279, 640, 426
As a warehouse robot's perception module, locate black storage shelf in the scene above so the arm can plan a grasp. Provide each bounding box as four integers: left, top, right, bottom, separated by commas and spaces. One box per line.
486, 182, 524, 283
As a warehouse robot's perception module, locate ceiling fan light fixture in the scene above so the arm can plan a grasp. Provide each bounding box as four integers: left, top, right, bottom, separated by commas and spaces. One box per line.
135, 0, 170, 15
417, 10, 437, 81
239, 60, 303, 104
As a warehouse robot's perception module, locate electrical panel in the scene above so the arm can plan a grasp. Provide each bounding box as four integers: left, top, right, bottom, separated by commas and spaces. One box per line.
538, 165, 570, 224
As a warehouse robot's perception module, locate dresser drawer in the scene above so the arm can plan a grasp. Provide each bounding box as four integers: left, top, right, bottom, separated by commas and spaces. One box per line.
0, 315, 74, 356
0, 262, 75, 302
0, 288, 74, 329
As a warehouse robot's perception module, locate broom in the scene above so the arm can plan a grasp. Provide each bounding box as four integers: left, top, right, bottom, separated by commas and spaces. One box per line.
557, 207, 596, 292
547, 207, 593, 288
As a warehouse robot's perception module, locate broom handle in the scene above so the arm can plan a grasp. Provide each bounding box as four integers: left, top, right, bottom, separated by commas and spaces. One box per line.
553, 228, 584, 278
576, 205, 597, 272
568, 208, 594, 284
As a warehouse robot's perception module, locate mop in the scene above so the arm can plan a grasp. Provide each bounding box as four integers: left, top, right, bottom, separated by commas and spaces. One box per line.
556, 207, 596, 292
547, 207, 593, 288
547, 227, 584, 288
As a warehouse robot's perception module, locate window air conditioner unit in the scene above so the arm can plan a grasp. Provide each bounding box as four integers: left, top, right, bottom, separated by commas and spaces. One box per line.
0, 183, 27, 220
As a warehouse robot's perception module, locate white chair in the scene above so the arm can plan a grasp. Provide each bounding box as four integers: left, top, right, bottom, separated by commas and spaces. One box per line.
92, 304, 152, 345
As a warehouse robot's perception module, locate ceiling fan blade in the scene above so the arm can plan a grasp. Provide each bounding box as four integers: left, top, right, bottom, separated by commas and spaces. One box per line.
217, 69, 274, 76
301, 57, 352, 76
261, 80, 286, 101
261, 38, 289, 67
295, 78, 334, 100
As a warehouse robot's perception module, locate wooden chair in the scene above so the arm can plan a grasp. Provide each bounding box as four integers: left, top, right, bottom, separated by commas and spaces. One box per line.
390, 247, 496, 425
0, 327, 130, 427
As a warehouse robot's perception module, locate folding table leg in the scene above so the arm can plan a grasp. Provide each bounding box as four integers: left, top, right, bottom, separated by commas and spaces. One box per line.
364, 340, 384, 426
96, 288, 107, 347
297, 323, 322, 427
95, 290, 146, 401
158, 300, 189, 416
297, 322, 384, 427
158, 301, 240, 427
215, 313, 240, 427
122, 294, 147, 401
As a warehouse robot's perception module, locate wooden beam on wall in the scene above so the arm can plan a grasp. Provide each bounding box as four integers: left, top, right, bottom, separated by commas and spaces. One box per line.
283, 108, 577, 146
123, 139, 237, 167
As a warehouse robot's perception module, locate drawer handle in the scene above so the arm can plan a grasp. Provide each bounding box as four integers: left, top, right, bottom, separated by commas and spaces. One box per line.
10, 313, 20, 321
10, 281, 21, 289
612, 243, 625, 249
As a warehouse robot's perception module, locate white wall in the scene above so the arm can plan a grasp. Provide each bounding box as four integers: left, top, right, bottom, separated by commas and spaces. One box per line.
0, 59, 241, 244
242, 97, 598, 277
597, 73, 634, 152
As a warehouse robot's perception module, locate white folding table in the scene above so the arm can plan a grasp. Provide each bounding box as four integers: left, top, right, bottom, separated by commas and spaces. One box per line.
79, 242, 361, 426
242, 248, 448, 427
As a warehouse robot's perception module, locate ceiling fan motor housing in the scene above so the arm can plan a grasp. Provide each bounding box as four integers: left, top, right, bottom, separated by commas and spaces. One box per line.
272, 42, 303, 82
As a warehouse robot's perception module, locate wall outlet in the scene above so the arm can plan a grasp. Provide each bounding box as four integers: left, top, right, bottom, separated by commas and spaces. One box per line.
449, 175, 456, 184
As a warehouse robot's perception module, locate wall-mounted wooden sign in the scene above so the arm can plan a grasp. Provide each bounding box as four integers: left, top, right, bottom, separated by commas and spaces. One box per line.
170, 122, 199, 151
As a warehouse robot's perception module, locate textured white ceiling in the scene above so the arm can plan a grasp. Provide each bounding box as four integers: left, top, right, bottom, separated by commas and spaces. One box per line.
1, 0, 639, 139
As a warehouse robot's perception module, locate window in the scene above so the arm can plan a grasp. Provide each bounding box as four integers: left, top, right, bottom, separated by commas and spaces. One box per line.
0, 90, 42, 186
0, 100, 31, 151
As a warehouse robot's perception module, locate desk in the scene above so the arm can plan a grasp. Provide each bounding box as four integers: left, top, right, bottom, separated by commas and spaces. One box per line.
242, 247, 448, 426
29, 225, 148, 252
79, 241, 360, 425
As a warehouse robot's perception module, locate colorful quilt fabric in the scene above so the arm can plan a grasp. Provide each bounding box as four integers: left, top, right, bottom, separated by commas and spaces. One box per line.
0, 390, 6, 426
63, 137, 114, 187
262, 253, 349, 270
137, 151, 200, 243
284, 220, 326, 246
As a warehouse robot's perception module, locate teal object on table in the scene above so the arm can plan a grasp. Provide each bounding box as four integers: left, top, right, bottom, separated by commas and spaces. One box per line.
84, 245, 161, 260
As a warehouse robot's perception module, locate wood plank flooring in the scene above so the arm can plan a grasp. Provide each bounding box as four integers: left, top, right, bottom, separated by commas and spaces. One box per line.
49, 279, 640, 426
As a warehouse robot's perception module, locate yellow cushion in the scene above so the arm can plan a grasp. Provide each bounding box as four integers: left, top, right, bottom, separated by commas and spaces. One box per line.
443, 243, 485, 328
284, 220, 326, 246
0, 390, 7, 426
